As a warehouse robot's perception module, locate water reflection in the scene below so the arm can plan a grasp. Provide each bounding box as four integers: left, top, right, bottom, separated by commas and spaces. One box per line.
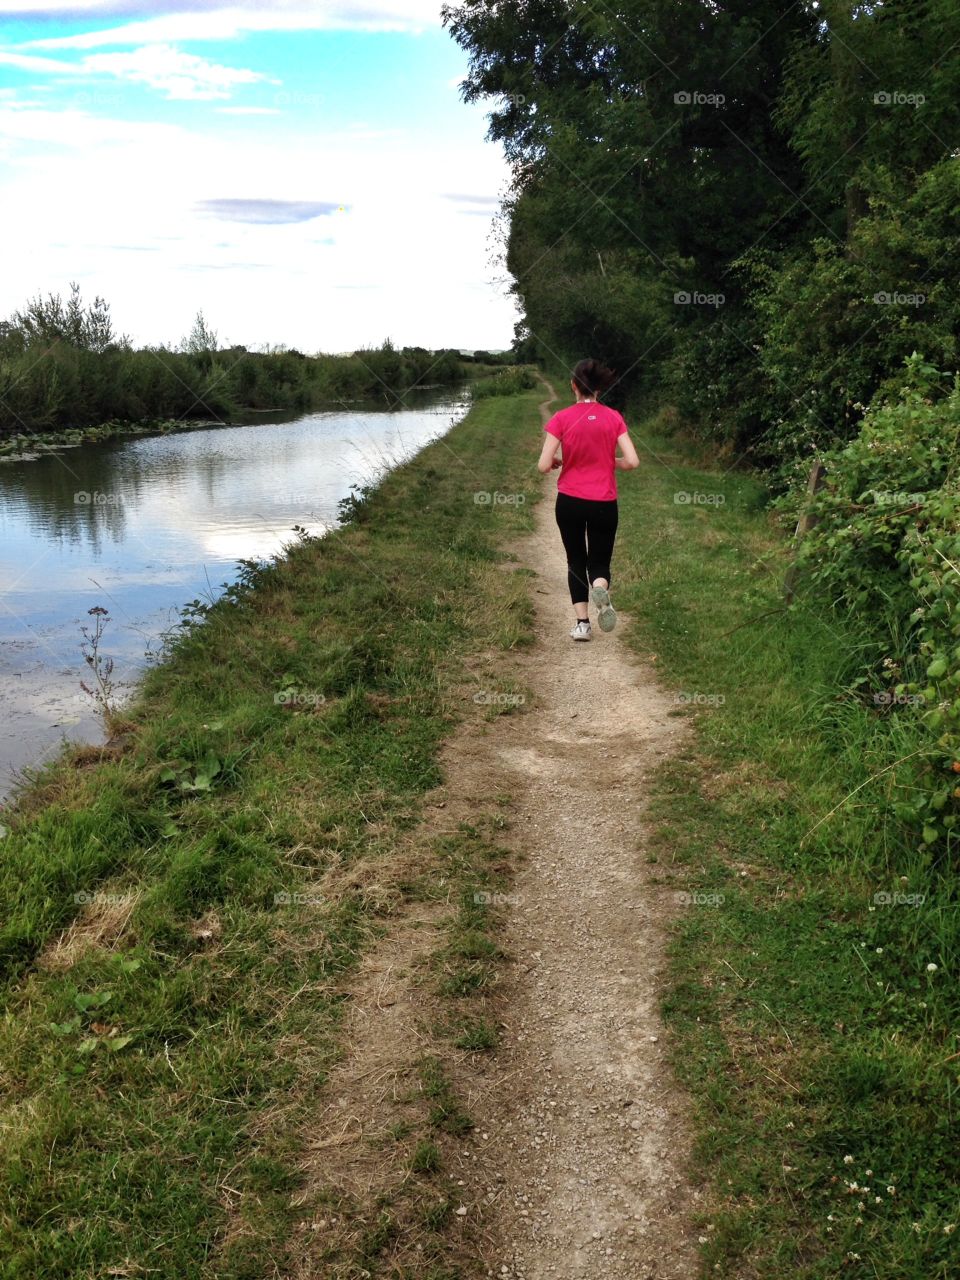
0, 390, 467, 798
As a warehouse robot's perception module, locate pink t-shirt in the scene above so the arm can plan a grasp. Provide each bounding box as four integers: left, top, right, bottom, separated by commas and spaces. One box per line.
544, 401, 630, 501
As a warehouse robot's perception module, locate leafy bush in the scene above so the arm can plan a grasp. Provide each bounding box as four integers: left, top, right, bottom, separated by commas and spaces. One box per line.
740, 158, 960, 472
470, 365, 539, 398
790, 354, 960, 853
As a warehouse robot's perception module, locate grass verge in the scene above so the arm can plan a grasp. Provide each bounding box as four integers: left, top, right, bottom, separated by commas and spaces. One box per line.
614, 412, 959, 1279
0, 388, 542, 1279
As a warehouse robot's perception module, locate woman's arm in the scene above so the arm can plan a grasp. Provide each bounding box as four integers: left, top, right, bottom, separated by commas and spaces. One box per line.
538, 431, 562, 473
615, 430, 640, 471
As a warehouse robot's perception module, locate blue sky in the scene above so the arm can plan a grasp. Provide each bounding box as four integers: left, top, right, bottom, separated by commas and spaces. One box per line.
0, 2, 517, 351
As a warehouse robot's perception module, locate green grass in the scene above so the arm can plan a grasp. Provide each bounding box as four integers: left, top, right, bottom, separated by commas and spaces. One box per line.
453, 1019, 498, 1052
613, 414, 960, 1279
0, 387, 543, 1279
418, 1056, 474, 1137
410, 1140, 442, 1175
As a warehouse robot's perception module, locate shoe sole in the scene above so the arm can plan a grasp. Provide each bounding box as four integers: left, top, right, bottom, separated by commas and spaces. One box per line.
572, 631, 592, 641
590, 585, 617, 632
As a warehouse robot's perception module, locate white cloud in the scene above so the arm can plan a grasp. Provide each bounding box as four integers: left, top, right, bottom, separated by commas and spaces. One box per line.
17, 2, 447, 50
82, 44, 272, 100
0, 42, 270, 101
0, 49, 77, 74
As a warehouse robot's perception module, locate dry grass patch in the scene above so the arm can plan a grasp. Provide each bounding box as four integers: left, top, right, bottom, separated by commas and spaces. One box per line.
37, 890, 141, 973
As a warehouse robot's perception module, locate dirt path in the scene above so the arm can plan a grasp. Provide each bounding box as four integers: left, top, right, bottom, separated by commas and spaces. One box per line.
467, 381, 702, 1277
289, 381, 703, 1277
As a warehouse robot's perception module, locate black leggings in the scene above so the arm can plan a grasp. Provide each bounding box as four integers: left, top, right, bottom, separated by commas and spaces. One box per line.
554, 492, 619, 605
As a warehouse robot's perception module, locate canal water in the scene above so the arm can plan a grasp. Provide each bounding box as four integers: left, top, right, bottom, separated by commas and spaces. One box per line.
0, 389, 468, 800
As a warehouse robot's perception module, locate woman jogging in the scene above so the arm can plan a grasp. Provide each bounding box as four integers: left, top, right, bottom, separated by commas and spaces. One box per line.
537, 359, 640, 641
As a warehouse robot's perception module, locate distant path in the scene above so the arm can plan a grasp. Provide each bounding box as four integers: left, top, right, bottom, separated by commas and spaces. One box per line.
473, 377, 702, 1277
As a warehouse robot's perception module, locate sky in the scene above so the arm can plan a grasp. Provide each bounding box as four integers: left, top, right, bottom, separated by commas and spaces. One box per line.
0, 1, 518, 352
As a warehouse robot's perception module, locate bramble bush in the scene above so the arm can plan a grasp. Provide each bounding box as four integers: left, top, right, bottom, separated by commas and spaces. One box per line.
789, 354, 960, 854
469, 365, 539, 398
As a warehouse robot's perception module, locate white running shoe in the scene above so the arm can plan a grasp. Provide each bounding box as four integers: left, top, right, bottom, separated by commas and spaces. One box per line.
570, 619, 592, 641
590, 583, 617, 632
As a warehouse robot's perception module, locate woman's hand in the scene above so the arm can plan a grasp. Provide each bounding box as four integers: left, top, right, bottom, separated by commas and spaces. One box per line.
551, 457, 562, 470
537, 431, 562, 474
615, 431, 641, 471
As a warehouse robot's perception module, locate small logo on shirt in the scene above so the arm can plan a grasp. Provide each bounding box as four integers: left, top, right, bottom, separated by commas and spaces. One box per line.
588, 414, 596, 420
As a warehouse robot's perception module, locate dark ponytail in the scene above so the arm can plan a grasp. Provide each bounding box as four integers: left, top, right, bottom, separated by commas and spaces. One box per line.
571, 358, 617, 398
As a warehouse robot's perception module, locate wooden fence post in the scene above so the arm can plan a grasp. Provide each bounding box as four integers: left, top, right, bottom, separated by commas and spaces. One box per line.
784, 460, 827, 603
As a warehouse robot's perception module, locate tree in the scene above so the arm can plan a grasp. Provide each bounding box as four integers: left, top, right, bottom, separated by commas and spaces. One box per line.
12, 281, 115, 352
444, 0, 960, 459
181, 310, 219, 354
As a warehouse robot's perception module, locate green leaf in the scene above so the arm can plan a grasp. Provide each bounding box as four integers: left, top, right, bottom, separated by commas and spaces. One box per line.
106, 1035, 134, 1052
927, 657, 948, 678
74, 991, 113, 1011
50, 1017, 81, 1036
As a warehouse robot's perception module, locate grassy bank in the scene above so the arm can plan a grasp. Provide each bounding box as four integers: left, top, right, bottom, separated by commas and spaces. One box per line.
0, 389, 542, 1278
613, 413, 959, 1279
